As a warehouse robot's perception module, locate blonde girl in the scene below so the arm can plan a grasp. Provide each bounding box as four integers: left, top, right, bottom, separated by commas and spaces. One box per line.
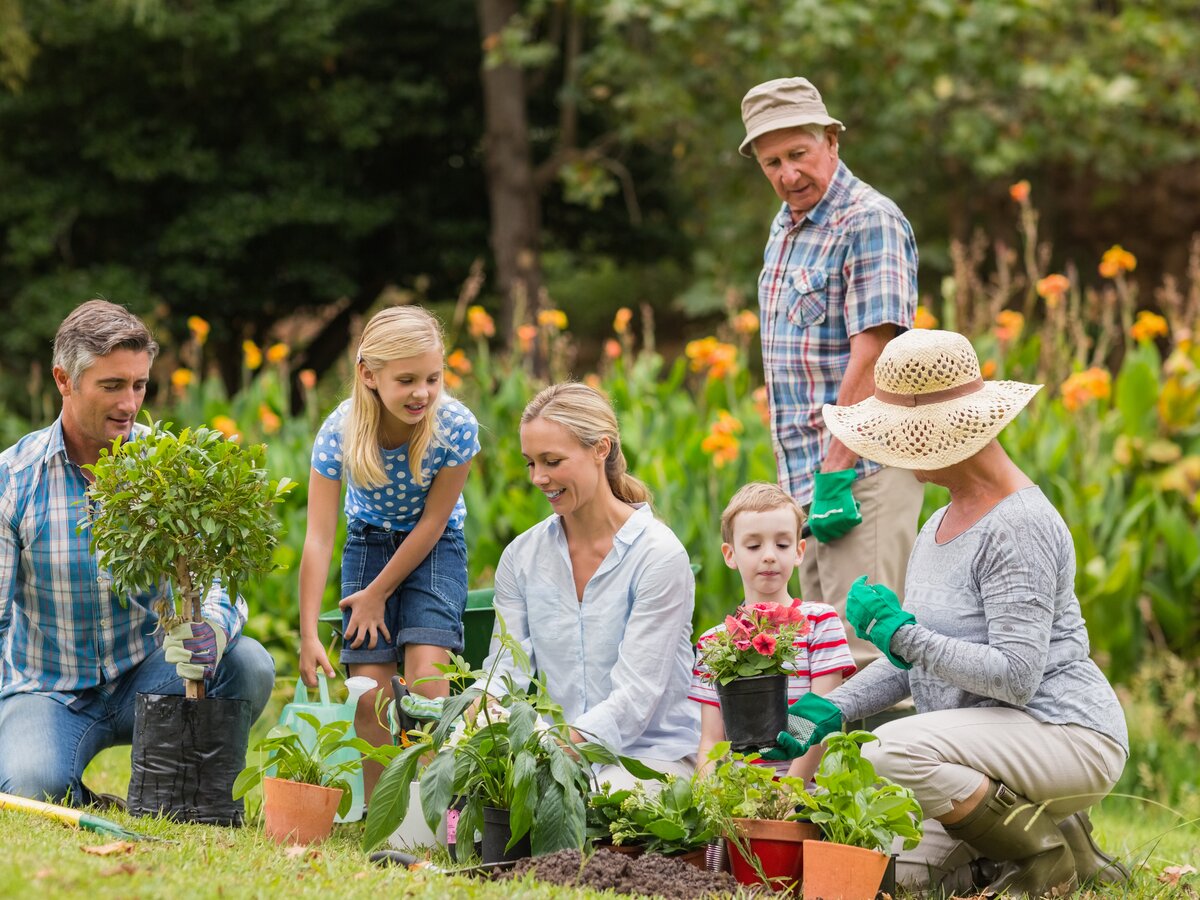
298, 305, 479, 797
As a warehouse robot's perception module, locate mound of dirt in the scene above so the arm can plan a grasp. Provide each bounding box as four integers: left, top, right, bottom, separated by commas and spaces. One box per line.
497, 847, 745, 899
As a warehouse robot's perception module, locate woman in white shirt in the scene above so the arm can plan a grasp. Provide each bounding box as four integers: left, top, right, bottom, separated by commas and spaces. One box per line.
478, 382, 700, 787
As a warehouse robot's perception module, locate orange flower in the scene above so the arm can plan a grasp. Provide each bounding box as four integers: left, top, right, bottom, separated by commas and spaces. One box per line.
1060, 367, 1111, 412
243, 340, 263, 370
212, 415, 239, 439
604, 339, 621, 360
266, 342, 289, 364
446, 348, 473, 374
171, 368, 194, 389
1129, 310, 1168, 343
584, 373, 603, 390
752, 385, 770, 427
444, 370, 463, 390
537, 309, 568, 330
980, 359, 998, 379
516, 323, 538, 353
685, 337, 739, 380
298, 369, 317, 390
1036, 274, 1070, 308
259, 404, 281, 435
1009, 180, 1030, 203
187, 316, 210, 345
914, 306, 938, 330
701, 412, 742, 469
993, 310, 1025, 344
467, 305, 495, 339
1099, 245, 1136, 279
732, 310, 759, 335
613, 307, 633, 334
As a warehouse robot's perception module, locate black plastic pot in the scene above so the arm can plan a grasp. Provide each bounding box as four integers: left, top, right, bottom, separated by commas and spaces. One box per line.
716, 673, 789, 751
126, 692, 252, 825
480, 805, 532, 864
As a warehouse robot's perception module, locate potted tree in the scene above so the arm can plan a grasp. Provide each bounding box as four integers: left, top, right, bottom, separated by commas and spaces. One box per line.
233, 713, 399, 845
695, 602, 810, 750
794, 730, 924, 900
586, 774, 721, 868
83, 417, 295, 824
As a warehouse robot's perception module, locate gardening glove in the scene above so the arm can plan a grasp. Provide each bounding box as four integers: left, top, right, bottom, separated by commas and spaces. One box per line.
846, 575, 916, 670
807, 469, 862, 542
164, 618, 228, 681
759, 693, 843, 760
399, 693, 446, 721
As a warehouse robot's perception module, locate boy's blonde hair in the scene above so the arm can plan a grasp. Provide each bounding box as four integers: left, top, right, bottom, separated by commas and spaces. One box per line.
721, 482, 806, 544
344, 305, 447, 489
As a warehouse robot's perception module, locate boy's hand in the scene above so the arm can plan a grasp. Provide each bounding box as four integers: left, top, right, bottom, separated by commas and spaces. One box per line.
760, 693, 843, 760
846, 575, 916, 669
808, 469, 862, 542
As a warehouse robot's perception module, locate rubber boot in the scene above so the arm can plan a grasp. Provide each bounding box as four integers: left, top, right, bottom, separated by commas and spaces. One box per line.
945, 780, 1078, 898
1059, 810, 1130, 885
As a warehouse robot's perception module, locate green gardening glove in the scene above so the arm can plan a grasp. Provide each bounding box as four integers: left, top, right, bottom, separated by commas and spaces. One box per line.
164, 618, 228, 681
760, 693, 844, 760
846, 575, 916, 670
399, 693, 446, 720
808, 469, 862, 542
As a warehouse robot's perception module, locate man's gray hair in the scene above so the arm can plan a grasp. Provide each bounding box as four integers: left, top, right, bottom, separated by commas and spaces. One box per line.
52, 299, 159, 385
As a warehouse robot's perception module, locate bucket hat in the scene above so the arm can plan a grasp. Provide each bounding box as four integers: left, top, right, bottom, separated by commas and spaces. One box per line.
739, 77, 845, 158
822, 329, 1042, 470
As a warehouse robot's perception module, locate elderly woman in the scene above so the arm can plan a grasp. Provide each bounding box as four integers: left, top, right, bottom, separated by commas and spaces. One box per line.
765, 329, 1128, 897
477, 382, 700, 787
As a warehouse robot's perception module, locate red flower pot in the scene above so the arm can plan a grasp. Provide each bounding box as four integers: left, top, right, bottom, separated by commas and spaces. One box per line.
726, 817, 821, 892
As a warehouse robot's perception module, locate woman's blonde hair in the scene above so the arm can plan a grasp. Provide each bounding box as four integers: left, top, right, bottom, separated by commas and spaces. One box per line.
344, 305, 447, 489
521, 382, 651, 505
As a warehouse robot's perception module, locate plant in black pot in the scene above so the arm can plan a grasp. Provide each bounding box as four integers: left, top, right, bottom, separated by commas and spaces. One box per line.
695, 601, 811, 750
83, 417, 295, 824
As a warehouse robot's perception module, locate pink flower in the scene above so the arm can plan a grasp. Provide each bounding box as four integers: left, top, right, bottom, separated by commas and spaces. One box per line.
764, 605, 791, 626
725, 615, 751, 640
734, 639, 752, 651
752, 633, 777, 656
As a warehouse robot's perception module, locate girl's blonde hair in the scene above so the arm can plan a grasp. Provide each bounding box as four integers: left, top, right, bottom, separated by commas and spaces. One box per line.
521, 382, 651, 505
344, 305, 447, 489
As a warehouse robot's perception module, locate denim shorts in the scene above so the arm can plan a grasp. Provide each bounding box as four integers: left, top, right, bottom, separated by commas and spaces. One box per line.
339, 521, 468, 663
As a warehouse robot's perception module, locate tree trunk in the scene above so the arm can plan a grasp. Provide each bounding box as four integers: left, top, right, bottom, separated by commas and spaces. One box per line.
477, 0, 543, 339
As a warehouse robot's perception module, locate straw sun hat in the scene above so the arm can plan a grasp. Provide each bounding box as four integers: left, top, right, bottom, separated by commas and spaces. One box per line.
822, 329, 1042, 470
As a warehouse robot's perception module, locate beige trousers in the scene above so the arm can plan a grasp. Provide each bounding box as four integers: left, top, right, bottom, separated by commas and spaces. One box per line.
864, 707, 1127, 894
798, 466, 925, 671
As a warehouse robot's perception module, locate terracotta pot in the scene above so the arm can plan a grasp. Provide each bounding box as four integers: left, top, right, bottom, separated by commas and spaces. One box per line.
801, 839, 890, 900
262, 776, 342, 845
726, 817, 821, 891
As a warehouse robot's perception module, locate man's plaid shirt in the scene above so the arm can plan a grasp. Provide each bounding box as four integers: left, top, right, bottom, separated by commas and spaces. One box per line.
0, 418, 246, 704
758, 161, 918, 504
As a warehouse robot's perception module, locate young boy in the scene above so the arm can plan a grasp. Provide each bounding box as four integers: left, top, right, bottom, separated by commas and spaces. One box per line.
690, 482, 856, 782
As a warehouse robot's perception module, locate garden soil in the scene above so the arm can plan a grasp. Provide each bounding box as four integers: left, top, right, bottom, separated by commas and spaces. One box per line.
496, 848, 746, 899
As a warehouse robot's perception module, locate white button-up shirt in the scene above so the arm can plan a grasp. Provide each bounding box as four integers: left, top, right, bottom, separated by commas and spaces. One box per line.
479, 503, 700, 760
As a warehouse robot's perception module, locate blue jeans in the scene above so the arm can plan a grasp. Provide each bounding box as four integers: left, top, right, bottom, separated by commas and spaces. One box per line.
0, 636, 274, 803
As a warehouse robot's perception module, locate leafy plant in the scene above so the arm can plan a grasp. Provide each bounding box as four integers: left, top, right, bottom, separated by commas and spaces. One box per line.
362, 614, 620, 857
82, 414, 296, 693
232, 713, 398, 819
701, 741, 805, 823
696, 600, 811, 686
792, 731, 923, 854
587, 775, 720, 856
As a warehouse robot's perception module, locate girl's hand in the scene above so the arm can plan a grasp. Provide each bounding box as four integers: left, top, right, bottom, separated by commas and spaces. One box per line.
299, 635, 337, 688
339, 588, 391, 650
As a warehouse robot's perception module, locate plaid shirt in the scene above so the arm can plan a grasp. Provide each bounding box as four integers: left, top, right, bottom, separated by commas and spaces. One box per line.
0, 418, 246, 704
758, 161, 918, 504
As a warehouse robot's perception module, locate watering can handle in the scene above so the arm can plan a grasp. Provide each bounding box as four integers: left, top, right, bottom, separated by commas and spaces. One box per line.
291, 672, 333, 707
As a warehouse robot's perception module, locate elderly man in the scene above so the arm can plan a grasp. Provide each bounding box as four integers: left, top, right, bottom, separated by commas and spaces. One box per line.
0, 299, 274, 804
741, 76, 924, 669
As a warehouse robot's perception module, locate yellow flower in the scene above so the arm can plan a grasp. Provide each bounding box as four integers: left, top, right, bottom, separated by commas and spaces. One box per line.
171, 368, 194, 389
1099, 245, 1136, 278
212, 415, 239, 439
604, 339, 621, 359
1129, 310, 1168, 343
266, 342, 289, 364
298, 369, 317, 390
732, 310, 760, 335
537, 309, 568, 330
613, 307, 633, 334
516, 324, 538, 353
243, 340, 263, 370
258, 404, 281, 435
914, 306, 938, 330
187, 316, 210, 345
993, 310, 1025, 344
1009, 180, 1030, 203
1060, 367, 1111, 412
446, 349, 472, 374
467, 305, 495, 339
1036, 274, 1070, 308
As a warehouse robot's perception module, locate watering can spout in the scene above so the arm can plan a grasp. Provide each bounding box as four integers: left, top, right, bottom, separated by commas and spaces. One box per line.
343, 675, 378, 711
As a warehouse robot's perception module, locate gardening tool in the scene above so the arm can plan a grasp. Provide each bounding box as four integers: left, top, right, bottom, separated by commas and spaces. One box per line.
368, 848, 519, 877
0, 791, 164, 842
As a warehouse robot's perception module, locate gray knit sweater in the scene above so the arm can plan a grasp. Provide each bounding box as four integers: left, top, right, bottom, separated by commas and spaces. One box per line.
827, 486, 1129, 752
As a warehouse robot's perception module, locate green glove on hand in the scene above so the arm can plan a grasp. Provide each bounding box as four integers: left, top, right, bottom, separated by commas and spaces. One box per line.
846, 575, 916, 669
164, 618, 228, 681
808, 469, 862, 542
760, 693, 843, 761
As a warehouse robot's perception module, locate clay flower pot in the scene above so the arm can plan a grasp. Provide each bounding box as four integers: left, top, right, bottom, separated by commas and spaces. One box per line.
262, 776, 342, 845
727, 817, 821, 891
801, 839, 890, 900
